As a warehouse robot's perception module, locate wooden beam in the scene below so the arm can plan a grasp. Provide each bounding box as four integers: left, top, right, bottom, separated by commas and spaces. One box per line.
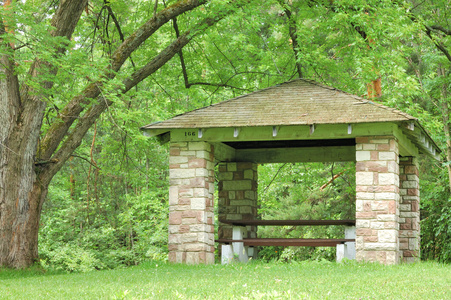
213, 142, 236, 162
404, 121, 441, 157
393, 126, 419, 157
141, 128, 169, 138
400, 121, 441, 161
168, 123, 397, 142
235, 146, 356, 163
219, 219, 356, 226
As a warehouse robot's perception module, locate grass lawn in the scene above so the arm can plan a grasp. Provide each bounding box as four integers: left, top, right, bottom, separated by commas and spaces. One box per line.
0, 260, 450, 299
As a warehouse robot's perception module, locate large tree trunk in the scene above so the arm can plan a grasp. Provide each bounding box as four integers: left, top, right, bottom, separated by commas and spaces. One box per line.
0, 55, 48, 268
0, 175, 48, 268
0, 0, 88, 268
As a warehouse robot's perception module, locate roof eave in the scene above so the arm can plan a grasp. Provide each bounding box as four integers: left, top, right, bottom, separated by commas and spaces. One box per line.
400, 120, 441, 161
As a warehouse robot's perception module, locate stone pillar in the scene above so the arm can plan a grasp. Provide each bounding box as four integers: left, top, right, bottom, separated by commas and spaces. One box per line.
218, 162, 258, 240
168, 141, 215, 264
399, 157, 420, 262
355, 136, 401, 264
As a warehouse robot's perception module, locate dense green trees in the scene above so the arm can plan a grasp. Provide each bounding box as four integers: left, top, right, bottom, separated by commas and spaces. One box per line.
1, 0, 451, 269
0, 0, 245, 268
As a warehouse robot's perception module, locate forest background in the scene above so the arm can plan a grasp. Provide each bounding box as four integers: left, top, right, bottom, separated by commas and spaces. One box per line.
0, 0, 450, 271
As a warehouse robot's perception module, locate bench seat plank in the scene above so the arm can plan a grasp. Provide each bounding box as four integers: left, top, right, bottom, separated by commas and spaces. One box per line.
216, 238, 355, 247
219, 219, 356, 226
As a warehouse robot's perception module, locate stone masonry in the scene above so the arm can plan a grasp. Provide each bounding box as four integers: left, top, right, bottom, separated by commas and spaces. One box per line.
218, 162, 258, 241
168, 141, 215, 264
399, 157, 420, 262
355, 136, 401, 264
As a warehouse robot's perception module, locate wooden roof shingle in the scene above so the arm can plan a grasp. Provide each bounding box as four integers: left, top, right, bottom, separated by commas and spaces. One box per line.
141, 79, 415, 130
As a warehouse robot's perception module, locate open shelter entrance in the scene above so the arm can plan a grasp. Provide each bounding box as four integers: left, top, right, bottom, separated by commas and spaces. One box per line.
141, 79, 440, 265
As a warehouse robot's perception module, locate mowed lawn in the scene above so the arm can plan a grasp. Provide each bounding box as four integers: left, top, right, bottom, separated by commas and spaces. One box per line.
0, 261, 450, 299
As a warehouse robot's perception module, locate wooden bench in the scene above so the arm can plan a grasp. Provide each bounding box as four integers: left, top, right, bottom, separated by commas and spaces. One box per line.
216, 219, 356, 264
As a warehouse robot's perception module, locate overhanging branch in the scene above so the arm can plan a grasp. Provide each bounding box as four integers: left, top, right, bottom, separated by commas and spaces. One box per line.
173, 6, 247, 89
430, 25, 451, 36
42, 0, 248, 181
122, 1, 247, 93
425, 25, 451, 62
39, 0, 208, 162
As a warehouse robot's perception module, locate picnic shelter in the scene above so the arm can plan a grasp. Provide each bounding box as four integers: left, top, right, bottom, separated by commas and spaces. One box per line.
141, 78, 440, 265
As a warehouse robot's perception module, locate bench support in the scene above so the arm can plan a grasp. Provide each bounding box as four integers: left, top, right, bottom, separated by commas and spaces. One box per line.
336, 226, 356, 262
222, 226, 252, 264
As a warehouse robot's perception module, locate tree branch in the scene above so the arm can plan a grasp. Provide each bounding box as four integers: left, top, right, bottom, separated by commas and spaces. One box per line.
173, 16, 244, 89
430, 25, 451, 36
41, 0, 247, 181
122, 2, 246, 93
110, 0, 207, 73
39, 0, 207, 161
307, 0, 369, 43
172, 16, 190, 87
20, 0, 88, 106
401, 3, 451, 63
425, 25, 451, 63
71, 154, 101, 170
277, 0, 302, 78
105, 4, 136, 69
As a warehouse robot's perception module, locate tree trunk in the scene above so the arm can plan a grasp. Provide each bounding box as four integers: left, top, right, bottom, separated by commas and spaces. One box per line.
0, 57, 48, 268
0, 176, 48, 268
440, 86, 451, 193
0, 0, 88, 268
441, 102, 451, 192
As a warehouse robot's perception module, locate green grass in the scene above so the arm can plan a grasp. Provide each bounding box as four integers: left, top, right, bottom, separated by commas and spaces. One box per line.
0, 261, 450, 299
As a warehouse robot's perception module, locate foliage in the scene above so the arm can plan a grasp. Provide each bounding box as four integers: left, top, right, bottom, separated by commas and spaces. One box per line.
257, 162, 355, 262
39, 109, 170, 271
1, 261, 450, 299
419, 157, 451, 263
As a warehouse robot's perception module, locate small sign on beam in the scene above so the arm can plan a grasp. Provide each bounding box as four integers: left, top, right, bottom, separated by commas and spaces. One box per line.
347, 124, 352, 134
198, 129, 203, 138
272, 126, 279, 137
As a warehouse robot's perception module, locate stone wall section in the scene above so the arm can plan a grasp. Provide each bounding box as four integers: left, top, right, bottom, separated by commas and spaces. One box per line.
355, 136, 401, 264
399, 157, 420, 262
168, 141, 215, 264
218, 162, 258, 240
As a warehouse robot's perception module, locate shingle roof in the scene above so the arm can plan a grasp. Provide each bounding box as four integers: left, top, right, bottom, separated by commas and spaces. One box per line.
141, 78, 415, 130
